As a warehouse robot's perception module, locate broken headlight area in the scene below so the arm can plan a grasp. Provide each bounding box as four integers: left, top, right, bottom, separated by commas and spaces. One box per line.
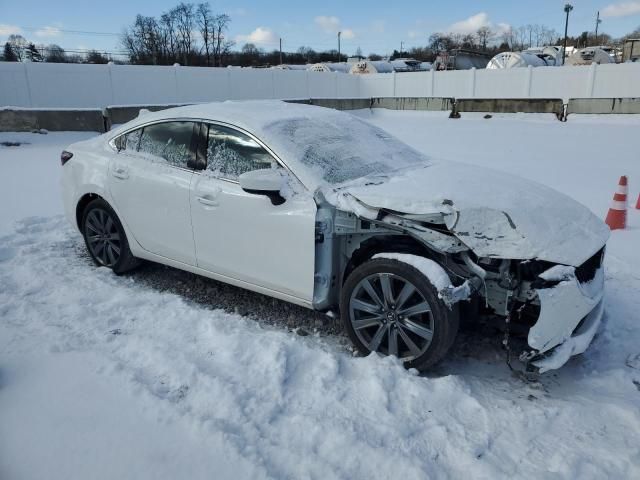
516, 259, 555, 282
462, 252, 605, 374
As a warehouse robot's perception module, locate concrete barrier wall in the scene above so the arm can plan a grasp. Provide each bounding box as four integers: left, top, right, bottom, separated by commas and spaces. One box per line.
371, 97, 453, 111
286, 98, 372, 110
2, 95, 639, 132
566, 97, 640, 115
456, 98, 564, 117
0, 108, 106, 132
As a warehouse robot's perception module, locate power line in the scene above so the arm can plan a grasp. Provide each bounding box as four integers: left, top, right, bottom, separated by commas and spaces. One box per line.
18, 26, 121, 37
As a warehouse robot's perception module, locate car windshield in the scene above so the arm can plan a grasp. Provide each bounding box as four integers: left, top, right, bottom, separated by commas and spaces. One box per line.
263, 113, 430, 185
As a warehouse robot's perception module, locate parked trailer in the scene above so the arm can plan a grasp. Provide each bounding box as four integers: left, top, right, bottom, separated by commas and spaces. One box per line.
434, 49, 490, 70
486, 51, 550, 69
349, 61, 396, 74
623, 39, 640, 63
273, 64, 310, 71
348, 59, 430, 74
307, 62, 352, 73
566, 48, 614, 66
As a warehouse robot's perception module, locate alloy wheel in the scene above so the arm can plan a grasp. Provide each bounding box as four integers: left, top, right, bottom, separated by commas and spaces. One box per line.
85, 208, 122, 267
349, 272, 434, 361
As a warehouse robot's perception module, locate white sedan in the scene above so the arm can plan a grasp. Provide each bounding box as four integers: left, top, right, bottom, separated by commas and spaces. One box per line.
61, 100, 609, 372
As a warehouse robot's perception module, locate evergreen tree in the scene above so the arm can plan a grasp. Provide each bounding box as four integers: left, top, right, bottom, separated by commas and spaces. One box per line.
3, 42, 19, 61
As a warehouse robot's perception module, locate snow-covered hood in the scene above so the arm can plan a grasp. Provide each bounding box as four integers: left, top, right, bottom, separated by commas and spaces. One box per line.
337, 161, 609, 267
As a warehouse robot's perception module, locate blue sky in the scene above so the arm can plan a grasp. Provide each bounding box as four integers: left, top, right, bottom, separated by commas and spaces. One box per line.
2, 0, 640, 59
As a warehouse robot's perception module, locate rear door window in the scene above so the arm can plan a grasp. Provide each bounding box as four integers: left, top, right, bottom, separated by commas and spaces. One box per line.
113, 129, 141, 151
125, 129, 141, 151
137, 121, 196, 169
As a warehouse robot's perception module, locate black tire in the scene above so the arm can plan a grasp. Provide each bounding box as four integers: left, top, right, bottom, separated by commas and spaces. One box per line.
81, 198, 140, 274
340, 258, 459, 371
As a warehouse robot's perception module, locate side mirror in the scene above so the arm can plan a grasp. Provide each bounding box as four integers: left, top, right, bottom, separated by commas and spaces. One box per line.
239, 169, 286, 205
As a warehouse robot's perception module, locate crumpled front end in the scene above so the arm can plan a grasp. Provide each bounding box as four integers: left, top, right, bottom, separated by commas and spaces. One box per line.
325, 187, 608, 373
526, 248, 606, 372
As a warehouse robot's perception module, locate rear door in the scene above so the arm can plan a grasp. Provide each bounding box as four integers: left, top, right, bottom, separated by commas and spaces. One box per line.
108, 121, 198, 266
189, 122, 316, 302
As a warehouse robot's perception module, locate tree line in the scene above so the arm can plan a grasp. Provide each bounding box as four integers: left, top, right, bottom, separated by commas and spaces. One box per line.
2, 4, 640, 66
2, 34, 110, 64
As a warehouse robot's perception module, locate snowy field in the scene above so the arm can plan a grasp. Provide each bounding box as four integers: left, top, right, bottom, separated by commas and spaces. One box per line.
1, 111, 640, 479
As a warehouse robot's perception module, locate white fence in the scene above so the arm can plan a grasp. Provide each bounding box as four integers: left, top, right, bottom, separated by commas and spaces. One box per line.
0, 62, 361, 109
1, 61, 640, 109
359, 63, 640, 101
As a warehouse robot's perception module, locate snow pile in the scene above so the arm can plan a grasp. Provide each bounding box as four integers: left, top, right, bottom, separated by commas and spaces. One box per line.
372, 253, 472, 307
2, 113, 640, 479
374, 252, 452, 291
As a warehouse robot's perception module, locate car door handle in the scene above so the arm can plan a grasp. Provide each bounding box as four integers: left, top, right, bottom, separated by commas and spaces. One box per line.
112, 167, 129, 179
196, 196, 219, 207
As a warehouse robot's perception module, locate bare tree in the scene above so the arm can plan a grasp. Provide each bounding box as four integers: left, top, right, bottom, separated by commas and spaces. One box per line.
516, 26, 528, 50
211, 13, 233, 66
526, 24, 534, 49
540, 27, 559, 46
45, 44, 67, 63
8, 34, 27, 61
533, 24, 542, 47
121, 15, 162, 64
197, 2, 213, 66
173, 2, 195, 65
461, 33, 477, 49
86, 50, 110, 64
159, 11, 178, 62
501, 27, 515, 50
476, 26, 493, 50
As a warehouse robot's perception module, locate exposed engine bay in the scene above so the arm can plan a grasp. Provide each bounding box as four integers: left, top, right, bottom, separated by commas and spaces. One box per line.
313, 192, 606, 373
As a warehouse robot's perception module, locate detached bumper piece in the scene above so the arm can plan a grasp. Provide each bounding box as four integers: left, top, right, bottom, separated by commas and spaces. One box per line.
531, 299, 603, 373
527, 259, 605, 373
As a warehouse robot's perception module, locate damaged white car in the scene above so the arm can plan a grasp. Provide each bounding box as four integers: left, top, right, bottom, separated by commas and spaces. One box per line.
61, 100, 609, 373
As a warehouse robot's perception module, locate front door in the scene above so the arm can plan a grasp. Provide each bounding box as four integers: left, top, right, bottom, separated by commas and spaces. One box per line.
108, 121, 197, 266
190, 123, 316, 302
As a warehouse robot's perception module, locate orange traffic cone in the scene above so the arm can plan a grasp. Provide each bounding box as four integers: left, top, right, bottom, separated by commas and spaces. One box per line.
605, 176, 628, 230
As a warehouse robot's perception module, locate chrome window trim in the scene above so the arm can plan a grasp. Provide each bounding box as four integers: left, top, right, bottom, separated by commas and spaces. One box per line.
107, 116, 308, 191
109, 119, 197, 174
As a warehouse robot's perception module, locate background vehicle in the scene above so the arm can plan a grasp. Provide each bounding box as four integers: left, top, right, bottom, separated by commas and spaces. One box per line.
61, 101, 609, 372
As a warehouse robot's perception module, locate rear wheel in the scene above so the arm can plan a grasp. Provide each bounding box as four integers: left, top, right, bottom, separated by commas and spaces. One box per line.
341, 258, 458, 371
81, 198, 140, 274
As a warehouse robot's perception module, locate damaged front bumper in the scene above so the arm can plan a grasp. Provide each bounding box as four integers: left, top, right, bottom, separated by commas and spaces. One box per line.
527, 265, 605, 373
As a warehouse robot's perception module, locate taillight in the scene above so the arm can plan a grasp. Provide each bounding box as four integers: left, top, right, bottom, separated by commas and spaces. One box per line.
61, 150, 73, 166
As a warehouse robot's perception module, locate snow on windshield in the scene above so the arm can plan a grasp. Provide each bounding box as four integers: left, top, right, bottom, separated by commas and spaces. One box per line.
263, 113, 430, 185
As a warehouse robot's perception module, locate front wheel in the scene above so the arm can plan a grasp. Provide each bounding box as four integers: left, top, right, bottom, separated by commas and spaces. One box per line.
340, 258, 458, 371
81, 198, 140, 274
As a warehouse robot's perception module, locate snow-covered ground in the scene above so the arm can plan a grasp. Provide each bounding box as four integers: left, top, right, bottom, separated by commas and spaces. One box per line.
1, 112, 640, 479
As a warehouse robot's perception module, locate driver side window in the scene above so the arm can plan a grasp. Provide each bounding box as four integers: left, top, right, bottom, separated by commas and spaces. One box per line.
205, 124, 274, 181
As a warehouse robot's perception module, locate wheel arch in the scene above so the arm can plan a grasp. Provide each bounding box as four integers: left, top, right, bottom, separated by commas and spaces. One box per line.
342, 234, 434, 287
76, 193, 105, 230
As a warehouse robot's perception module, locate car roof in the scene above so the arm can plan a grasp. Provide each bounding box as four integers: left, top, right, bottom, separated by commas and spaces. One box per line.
113, 100, 339, 139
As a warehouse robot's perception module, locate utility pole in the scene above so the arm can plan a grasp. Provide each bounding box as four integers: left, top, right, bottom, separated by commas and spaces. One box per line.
400, 41, 404, 57
338, 31, 341, 61
279, 38, 283, 65
595, 11, 602, 46
562, 3, 573, 65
